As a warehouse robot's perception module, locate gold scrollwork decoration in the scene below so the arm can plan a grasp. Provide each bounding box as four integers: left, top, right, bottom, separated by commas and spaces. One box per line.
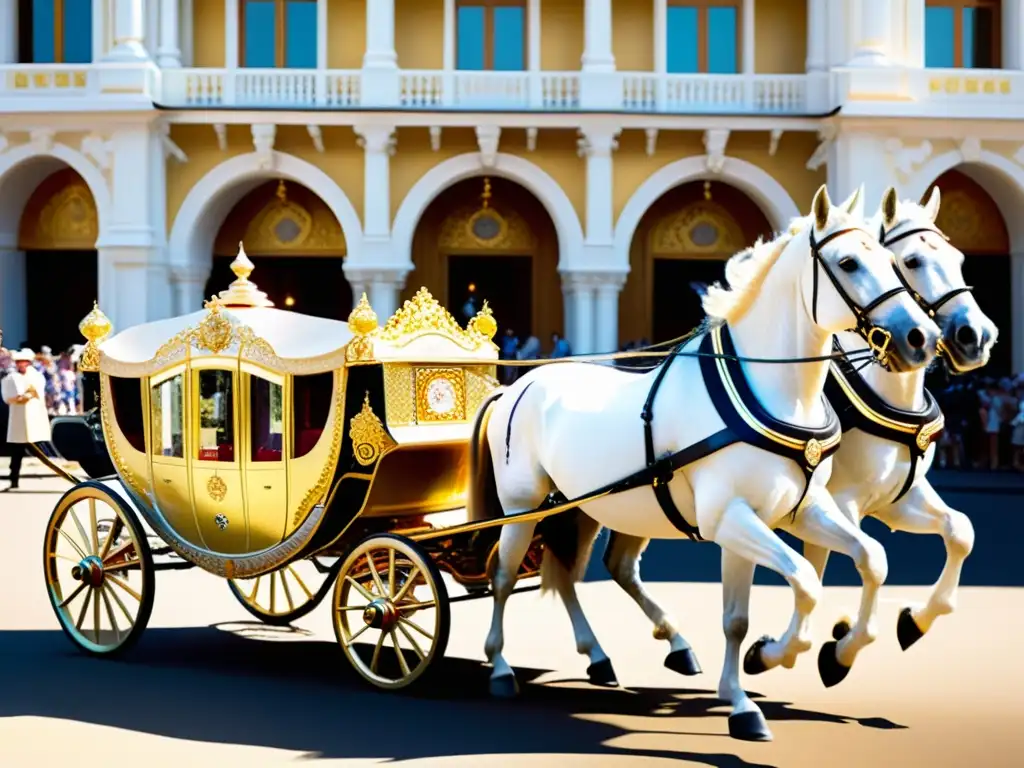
917, 418, 945, 452
804, 438, 822, 468
207, 475, 228, 503
378, 287, 496, 351
349, 392, 395, 467
195, 298, 235, 354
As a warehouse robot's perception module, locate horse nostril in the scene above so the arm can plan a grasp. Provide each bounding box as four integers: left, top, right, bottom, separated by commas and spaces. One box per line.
906, 327, 926, 350
956, 325, 978, 348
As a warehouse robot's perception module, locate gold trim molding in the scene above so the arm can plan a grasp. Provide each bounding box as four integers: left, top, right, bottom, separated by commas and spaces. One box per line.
651, 200, 745, 258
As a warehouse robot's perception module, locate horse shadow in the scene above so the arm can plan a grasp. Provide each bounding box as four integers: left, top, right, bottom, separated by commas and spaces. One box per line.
0, 624, 904, 766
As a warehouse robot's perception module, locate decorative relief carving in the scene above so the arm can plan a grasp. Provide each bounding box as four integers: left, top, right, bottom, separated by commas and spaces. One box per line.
439, 203, 534, 252
377, 287, 497, 351
884, 139, 933, 178
959, 137, 982, 163
931, 186, 1007, 253
703, 129, 731, 174
207, 475, 228, 502
651, 200, 746, 257
806, 124, 837, 171
18, 169, 99, 251
350, 392, 396, 466
476, 125, 501, 167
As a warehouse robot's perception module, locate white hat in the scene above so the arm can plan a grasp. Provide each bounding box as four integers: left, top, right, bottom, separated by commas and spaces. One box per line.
11, 348, 34, 362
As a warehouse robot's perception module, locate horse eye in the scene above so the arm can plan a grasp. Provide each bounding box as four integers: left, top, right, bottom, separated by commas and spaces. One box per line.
838, 257, 858, 273
904, 256, 922, 269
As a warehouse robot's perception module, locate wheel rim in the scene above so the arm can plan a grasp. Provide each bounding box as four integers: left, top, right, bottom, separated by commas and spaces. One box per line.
230, 557, 337, 620
44, 487, 149, 653
333, 538, 446, 690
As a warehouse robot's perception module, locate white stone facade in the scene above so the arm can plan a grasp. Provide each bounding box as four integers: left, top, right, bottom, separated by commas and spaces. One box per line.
1, 0, 1024, 366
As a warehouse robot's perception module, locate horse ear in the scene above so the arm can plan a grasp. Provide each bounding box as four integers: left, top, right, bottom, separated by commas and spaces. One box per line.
923, 185, 941, 222
841, 184, 865, 218
812, 185, 831, 230
881, 186, 899, 229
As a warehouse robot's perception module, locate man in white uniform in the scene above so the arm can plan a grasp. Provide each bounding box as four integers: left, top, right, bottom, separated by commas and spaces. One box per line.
2, 348, 51, 489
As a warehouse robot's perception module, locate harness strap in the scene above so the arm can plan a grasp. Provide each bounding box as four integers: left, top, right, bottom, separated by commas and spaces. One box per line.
505, 381, 535, 464
879, 223, 973, 320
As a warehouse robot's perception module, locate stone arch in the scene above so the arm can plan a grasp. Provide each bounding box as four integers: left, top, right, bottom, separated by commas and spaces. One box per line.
391, 152, 585, 271
614, 155, 800, 272
909, 151, 1024, 375
167, 151, 362, 313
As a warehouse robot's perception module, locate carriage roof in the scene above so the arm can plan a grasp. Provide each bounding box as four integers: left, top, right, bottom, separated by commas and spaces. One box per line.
81, 244, 499, 379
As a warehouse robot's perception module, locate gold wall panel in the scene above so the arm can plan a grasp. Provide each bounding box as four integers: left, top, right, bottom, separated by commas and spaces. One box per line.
439, 201, 536, 253
214, 180, 347, 257
152, 461, 205, 547
926, 169, 1010, 255
362, 444, 469, 517
650, 199, 747, 258
465, 365, 500, 417
18, 167, 99, 251
245, 467, 289, 550
383, 364, 416, 426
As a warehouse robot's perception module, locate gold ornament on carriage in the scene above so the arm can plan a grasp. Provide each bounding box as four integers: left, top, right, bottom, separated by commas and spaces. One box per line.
346, 293, 379, 363
469, 300, 498, 341
207, 474, 228, 503
77, 300, 113, 372
349, 392, 395, 466
804, 438, 823, 468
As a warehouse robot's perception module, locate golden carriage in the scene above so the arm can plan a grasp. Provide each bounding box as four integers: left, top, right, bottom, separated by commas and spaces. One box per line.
44, 246, 552, 690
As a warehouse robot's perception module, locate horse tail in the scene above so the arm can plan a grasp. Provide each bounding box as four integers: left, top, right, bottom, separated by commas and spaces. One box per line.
538, 510, 601, 596
467, 388, 505, 524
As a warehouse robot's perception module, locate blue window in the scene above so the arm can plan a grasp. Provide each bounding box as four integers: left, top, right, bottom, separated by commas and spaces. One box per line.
26, 0, 93, 63
666, 2, 739, 74
925, 1, 1000, 69
242, 0, 317, 68
456, 1, 526, 71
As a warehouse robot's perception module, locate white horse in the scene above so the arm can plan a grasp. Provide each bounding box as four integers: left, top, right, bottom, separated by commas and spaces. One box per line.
469, 185, 941, 741
803, 185, 997, 681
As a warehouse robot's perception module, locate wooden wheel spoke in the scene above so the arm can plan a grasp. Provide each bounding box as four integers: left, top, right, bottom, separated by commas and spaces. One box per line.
391, 566, 420, 604
280, 570, 295, 612
106, 574, 143, 602
396, 620, 426, 662
269, 572, 277, 614
58, 528, 88, 560
92, 584, 102, 642
53, 553, 79, 564
367, 551, 387, 597
59, 582, 87, 610
387, 549, 395, 598
391, 631, 411, 677
247, 576, 262, 602
287, 565, 314, 601
76, 588, 93, 630
98, 517, 123, 561
102, 561, 140, 574
345, 622, 371, 647
104, 583, 136, 627
344, 575, 374, 601
398, 615, 434, 642
101, 587, 121, 644
102, 539, 136, 568
69, 508, 92, 556
89, 500, 100, 556
397, 600, 435, 612
370, 631, 386, 673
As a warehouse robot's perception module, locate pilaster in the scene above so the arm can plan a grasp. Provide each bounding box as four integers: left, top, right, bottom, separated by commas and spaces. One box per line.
578, 127, 620, 253
579, 0, 619, 109
846, 0, 893, 67
0, 246, 27, 345
0, 0, 17, 64
170, 263, 211, 316
362, 0, 399, 106
355, 125, 397, 243
826, 131, 898, 214
157, 0, 182, 68
344, 267, 408, 322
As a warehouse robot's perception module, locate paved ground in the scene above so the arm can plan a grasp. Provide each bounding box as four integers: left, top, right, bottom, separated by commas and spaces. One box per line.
1, 460, 1022, 767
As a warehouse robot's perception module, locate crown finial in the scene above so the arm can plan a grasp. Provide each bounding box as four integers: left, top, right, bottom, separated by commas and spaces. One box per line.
470, 300, 497, 340
78, 300, 113, 372
217, 241, 273, 308
348, 292, 379, 335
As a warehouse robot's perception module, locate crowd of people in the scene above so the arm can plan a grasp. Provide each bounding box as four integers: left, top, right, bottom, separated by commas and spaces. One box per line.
932, 372, 1024, 472
498, 329, 572, 384
0, 344, 85, 416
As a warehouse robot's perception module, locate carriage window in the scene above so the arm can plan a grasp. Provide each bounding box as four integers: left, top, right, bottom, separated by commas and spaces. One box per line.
250, 376, 284, 462
151, 374, 184, 458
197, 370, 234, 462
292, 371, 332, 459
109, 376, 145, 453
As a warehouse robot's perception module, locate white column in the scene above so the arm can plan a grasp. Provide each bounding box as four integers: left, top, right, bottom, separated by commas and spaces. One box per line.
571, 277, 596, 355
594, 276, 625, 354
355, 126, 395, 243
369, 275, 402, 321
806, 0, 827, 72
171, 264, 210, 315
562, 284, 578, 353
582, 0, 614, 71
742, 0, 754, 74
1004, 0, 1024, 70
1012, 252, 1024, 374
654, 0, 667, 73
103, 0, 150, 61
0, 248, 28, 345
443, 0, 455, 69
145, 0, 158, 57
847, 0, 892, 66
225, 0, 239, 68
362, 0, 398, 105
580, 128, 618, 249
0, 0, 17, 63
157, 0, 182, 67
317, 0, 328, 69
181, 0, 194, 66
528, 0, 541, 70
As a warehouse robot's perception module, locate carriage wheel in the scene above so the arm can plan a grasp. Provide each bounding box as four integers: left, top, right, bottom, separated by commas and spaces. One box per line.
228, 557, 339, 626
332, 534, 450, 691
43, 482, 155, 656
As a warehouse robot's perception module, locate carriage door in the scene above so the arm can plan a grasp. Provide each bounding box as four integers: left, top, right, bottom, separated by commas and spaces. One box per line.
190, 363, 246, 553
242, 366, 289, 551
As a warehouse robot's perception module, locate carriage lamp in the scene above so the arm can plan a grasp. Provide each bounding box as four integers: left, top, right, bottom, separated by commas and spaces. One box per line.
470, 300, 498, 340
78, 301, 113, 372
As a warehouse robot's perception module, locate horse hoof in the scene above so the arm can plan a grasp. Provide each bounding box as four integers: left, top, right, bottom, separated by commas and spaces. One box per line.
742, 635, 773, 676
832, 619, 852, 641
587, 658, 619, 687
489, 673, 520, 698
728, 710, 773, 742
665, 648, 702, 676
817, 641, 851, 688
897, 607, 925, 651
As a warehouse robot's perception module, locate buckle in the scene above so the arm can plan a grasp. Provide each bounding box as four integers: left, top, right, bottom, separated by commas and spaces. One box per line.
652, 457, 675, 487
865, 326, 892, 365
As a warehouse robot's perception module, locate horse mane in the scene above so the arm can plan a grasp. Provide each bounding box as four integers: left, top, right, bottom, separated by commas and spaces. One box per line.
701, 218, 806, 325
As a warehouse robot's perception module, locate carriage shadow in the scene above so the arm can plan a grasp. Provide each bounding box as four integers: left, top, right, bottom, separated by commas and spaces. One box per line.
0, 623, 903, 765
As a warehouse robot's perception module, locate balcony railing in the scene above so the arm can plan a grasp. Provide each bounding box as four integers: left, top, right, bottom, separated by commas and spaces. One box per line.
621, 72, 811, 113
159, 68, 361, 107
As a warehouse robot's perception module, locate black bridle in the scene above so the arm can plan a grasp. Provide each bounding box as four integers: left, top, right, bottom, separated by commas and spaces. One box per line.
880, 222, 975, 374
810, 226, 908, 368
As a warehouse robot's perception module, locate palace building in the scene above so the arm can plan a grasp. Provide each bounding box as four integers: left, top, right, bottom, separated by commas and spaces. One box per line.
1, 0, 1023, 373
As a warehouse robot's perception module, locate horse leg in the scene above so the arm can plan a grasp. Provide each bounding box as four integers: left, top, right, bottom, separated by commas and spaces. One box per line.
873, 482, 974, 650
781, 494, 888, 687
604, 531, 702, 676
543, 515, 618, 685
718, 548, 768, 740
711, 498, 822, 740
485, 519, 539, 698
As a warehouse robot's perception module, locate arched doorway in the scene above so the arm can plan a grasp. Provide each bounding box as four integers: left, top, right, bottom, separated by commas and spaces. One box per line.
620, 180, 773, 345
16, 167, 99, 351
204, 179, 352, 321
404, 176, 562, 347
923, 168, 1011, 375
